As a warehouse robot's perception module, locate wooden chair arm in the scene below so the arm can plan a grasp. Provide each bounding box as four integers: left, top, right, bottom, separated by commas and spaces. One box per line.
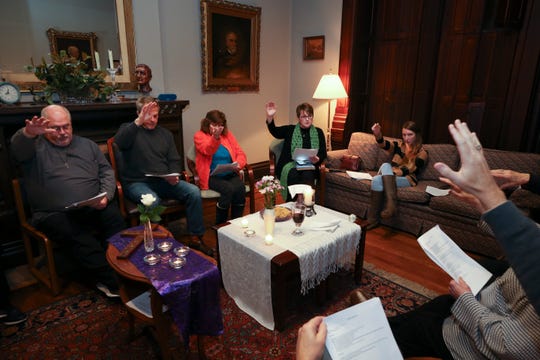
318, 162, 328, 206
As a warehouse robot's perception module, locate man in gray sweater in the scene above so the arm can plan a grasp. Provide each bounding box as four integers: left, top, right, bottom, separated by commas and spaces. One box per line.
10, 105, 125, 297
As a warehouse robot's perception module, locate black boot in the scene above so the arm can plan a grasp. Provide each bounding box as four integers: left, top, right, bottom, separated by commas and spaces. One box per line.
366, 191, 384, 230
230, 204, 245, 219
381, 175, 397, 219
215, 204, 229, 225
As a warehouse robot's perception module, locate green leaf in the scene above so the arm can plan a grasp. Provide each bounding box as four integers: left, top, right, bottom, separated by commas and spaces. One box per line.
139, 214, 149, 223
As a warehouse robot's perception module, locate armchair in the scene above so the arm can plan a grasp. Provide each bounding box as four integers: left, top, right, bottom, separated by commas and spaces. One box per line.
12, 178, 62, 295
106, 137, 187, 226
186, 144, 256, 215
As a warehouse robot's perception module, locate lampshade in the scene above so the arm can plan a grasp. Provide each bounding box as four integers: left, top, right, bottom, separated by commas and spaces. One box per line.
312, 74, 348, 100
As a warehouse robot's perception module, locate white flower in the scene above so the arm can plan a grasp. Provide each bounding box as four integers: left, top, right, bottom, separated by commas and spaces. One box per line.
140, 193, 157, 207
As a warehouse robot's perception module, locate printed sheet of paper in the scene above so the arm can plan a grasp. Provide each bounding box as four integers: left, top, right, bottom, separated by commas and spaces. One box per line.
426, 185, 450, 197
125, 290, 168, 318
418, 225, 492, 295
210, 162, 239, 176
65, 192, 107, 209
323, 297, 403, 360
346, 171, 373, 180
293, 148, 317, 170
145, 172, 181, 178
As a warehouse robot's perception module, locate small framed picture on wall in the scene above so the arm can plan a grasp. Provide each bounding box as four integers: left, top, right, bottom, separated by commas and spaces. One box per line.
303, 35, 325, 60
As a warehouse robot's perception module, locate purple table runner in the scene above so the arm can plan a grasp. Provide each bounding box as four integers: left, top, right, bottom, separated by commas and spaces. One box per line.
108, 226, 223, 346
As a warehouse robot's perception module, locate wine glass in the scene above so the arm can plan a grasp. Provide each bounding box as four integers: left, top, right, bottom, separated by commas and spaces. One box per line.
292, 203, 306, 236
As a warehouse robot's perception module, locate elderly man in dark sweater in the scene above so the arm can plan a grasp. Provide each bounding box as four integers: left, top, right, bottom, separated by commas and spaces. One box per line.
10, 105, 125, 298
114, 96, 212, 256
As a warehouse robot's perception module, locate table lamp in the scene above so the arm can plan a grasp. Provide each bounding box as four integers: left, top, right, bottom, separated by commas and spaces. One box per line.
312, 72, 348, 150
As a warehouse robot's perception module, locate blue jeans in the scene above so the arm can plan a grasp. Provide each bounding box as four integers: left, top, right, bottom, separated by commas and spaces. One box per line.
124, 179, 205, 236
371, 163, 411, 191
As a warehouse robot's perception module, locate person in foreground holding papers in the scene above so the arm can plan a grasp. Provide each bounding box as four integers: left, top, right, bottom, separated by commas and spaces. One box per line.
10, 105, 125, 298
434, 119, 540, 317
114, 96, 213, 256
297, 119, 540, 359
367, 121, 428, 229
194, 110, 248, 224
265, 101, 326, 201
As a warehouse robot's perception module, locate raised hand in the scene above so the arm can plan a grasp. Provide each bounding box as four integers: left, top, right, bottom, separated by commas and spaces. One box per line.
371, 122, 382, 139
136, 101, 159, 127
433, 119, 506, 213
210, 123, 224, 139
24, 116, 55, 137
265, 101, 277, 121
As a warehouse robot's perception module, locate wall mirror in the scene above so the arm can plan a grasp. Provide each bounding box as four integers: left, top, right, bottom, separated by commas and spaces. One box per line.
0, 0, 136, 91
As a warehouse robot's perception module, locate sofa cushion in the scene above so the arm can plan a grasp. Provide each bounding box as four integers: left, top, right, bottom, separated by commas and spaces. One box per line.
484, 148, 540, 174
347, 132, 381, 170
429, 194, 481, 219
397, 180, 447, 204
419, 144, 459, 181
325, 172, 372, 193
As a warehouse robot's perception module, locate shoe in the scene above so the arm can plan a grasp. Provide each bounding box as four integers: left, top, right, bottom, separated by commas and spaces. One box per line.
349, 290, 368, 306
188, 236, 215, 258
0, 306, 28, 325
96, 282, 121, 298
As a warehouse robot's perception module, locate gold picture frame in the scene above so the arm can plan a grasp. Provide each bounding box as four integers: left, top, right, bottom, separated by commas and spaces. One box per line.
303, 35, 325, 60
47, 28, 98, 69
200, 0, 261, 92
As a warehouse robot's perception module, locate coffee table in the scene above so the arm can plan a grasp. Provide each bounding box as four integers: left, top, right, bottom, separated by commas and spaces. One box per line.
216, 204, 366, 331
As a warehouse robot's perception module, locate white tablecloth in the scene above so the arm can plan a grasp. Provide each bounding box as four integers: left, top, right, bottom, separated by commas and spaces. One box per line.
217, 203, 361, 330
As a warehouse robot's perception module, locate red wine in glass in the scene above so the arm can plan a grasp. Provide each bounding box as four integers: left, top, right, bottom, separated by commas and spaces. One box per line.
292, 204, 305, 236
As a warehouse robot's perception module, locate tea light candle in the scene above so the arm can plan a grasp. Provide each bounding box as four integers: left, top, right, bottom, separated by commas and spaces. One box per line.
169, 256, 186, 269
264, 234, 273, 245
174, 246, 190, 258
241, 219, 249, 228
157, 241, 173, 253
143, 253, 160, 266
303, 187, 314, 206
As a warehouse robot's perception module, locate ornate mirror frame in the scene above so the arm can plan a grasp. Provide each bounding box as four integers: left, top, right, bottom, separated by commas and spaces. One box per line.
10, 0, 136, 91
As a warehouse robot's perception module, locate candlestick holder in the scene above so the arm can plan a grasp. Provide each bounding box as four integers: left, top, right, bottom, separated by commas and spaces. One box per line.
305, 204, 316, 217
107, 67, 120, 103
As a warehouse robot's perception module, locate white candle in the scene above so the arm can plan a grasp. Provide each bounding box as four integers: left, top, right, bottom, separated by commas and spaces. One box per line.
108, 49, 114, 69
241, 219, 249, 228
303, 188, 314, 206
264, 234, 273, 245
94, 51, 101, 70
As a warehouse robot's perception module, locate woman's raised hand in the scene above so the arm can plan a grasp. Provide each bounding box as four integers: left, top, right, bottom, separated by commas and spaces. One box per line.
265, 102, 277, 122
371, 122, 382, 138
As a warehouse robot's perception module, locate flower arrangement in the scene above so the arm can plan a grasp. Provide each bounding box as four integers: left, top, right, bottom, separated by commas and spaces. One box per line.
138, 194, 165, 223
27, 50, 115, 104
255, 175, 284, 209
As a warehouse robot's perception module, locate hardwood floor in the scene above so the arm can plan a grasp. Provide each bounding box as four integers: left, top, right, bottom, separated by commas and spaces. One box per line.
8, 193, 450, 312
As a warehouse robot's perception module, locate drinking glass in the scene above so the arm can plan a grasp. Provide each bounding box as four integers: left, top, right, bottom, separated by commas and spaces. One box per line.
292, 203, 306, 236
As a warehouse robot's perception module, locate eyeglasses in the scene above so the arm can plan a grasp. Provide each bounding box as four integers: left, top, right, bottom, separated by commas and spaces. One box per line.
299, 115, 313, 120
47, 124, 71, 132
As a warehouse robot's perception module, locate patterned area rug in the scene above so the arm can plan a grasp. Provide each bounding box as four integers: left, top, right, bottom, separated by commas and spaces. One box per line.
1, 269, 436, 359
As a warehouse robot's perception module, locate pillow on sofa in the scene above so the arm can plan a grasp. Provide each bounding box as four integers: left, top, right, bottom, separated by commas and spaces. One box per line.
340, 154, 361, 171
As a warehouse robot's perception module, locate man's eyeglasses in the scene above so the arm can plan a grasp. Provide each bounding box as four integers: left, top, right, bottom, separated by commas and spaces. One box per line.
48, 124, 71, 132
299, 115, 313, 120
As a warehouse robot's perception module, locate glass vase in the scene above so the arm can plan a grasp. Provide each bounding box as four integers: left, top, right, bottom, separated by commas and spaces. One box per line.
143, 220, 155, 252
263, 207, 275, 237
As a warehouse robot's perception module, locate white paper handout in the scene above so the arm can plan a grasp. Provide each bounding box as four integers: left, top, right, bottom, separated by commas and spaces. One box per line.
426, 185, 450, 197
145, 172, 181, 178
288, 184, 312, 198
323, 297, 403, 360
210, 162, 238, 176
125, 290, 168, 318
65, 192, 107, 209
346, 170, 373, 180
293, 148, 317, 170
417, 225, 492, 295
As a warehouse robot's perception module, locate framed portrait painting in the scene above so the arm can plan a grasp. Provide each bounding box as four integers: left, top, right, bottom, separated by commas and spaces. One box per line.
201, 0, 261, 92
47, 28, 98, 69
303, 35, 325, 60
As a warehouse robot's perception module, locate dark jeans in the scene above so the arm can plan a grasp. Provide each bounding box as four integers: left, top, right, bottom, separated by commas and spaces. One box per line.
389, 295, 455, 359
208, 173, 245, 208
34, 202, 126, 288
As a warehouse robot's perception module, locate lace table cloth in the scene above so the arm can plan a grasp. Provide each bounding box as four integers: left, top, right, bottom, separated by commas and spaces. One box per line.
218, 203, 361, 330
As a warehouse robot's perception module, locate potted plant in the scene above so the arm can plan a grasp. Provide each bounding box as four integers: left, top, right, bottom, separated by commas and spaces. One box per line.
27, 51, 115, 104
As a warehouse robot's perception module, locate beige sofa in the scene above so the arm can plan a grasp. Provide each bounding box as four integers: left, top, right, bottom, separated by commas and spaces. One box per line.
320, 132, 540, 258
